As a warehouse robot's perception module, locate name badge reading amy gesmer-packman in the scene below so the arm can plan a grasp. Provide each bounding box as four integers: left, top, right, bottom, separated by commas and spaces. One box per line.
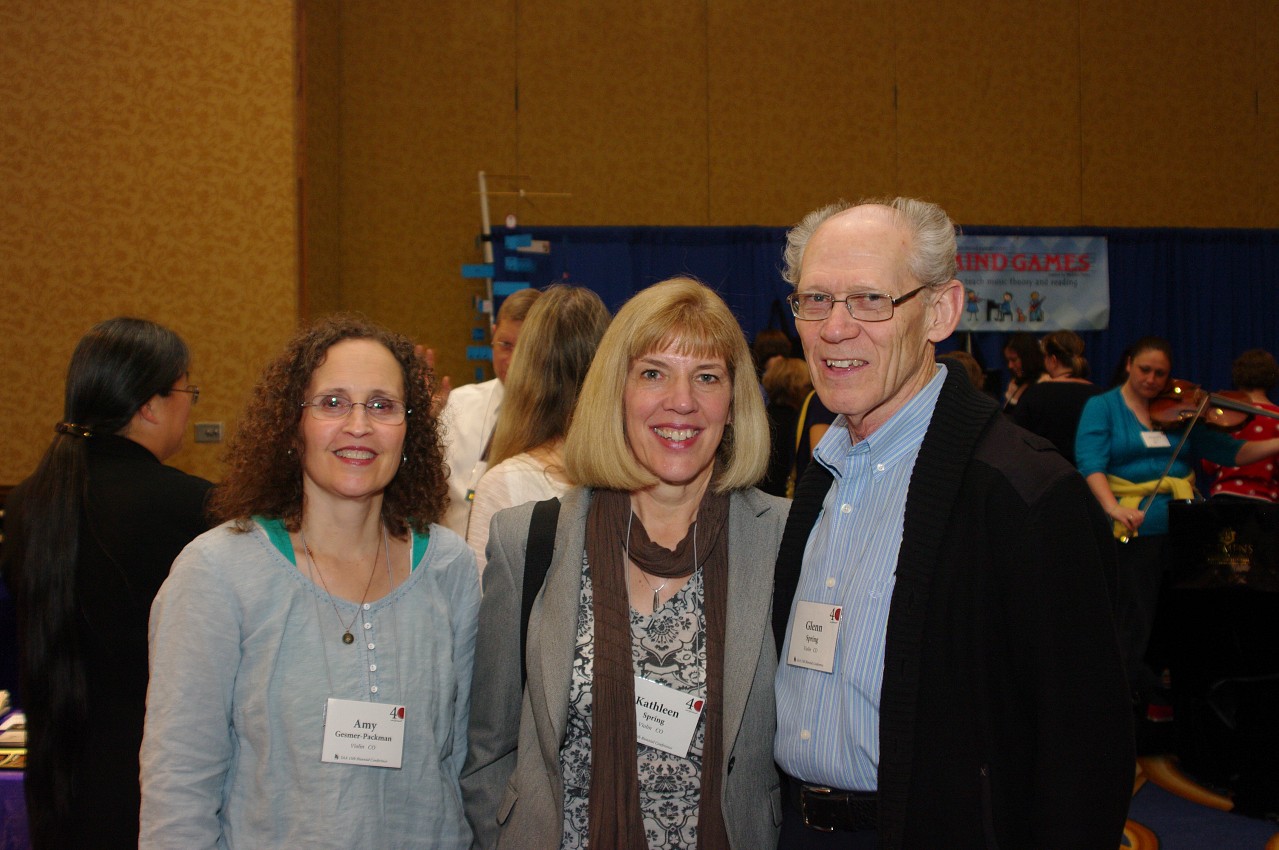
321, 697, 406, 769
634, 676, 705, 758
787, 601, 842, 673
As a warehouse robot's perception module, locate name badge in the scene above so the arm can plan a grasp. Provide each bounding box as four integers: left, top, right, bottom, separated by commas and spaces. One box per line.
1141, 430, 1171, 449
633, 676, 705, 758
787, 601, 842, 673
321, 697, 406, 769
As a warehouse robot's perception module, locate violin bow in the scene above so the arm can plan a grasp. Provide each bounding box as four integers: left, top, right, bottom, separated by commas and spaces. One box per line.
1120, 393, 1211, 544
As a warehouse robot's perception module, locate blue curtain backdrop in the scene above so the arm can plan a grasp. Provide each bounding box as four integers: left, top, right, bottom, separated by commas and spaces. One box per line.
492, 226, 1279, 394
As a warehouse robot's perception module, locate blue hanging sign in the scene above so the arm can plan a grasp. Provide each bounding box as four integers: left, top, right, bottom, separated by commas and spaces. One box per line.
494, 281, 531, 296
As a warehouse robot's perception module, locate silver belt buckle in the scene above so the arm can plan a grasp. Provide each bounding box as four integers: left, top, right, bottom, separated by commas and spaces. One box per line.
801, 784, 836, 833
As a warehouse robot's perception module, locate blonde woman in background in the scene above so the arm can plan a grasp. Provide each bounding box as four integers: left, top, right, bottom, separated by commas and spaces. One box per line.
938, 349, 986, 390
759, 356, 813, 497
466, 285, 611, 576
1011, 329, 1101, 466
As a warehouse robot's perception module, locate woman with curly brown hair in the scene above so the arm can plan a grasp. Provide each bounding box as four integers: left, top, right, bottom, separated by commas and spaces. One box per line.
140, 315, 480, 849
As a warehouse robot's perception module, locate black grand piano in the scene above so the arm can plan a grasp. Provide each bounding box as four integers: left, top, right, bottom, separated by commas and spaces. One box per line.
1163, 499, 1279, 814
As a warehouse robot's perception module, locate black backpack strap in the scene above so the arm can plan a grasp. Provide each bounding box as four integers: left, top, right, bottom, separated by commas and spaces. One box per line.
521, 497, 561, 686
772, 462, 835, 656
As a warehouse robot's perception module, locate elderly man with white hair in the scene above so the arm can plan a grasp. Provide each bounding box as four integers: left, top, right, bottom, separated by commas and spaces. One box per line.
772, 197, 1133, 849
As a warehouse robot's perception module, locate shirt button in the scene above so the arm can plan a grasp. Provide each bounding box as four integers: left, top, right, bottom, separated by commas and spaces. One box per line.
367, 643, 375, 650
840, 504, 851, 514
800, 729, 811, 741
826, 577, 836, 588
363, 603, 371, 610
363, 622, 372, 630
369, 664, 377, 672
876, 463, 885, 473
370, 685, 379, 694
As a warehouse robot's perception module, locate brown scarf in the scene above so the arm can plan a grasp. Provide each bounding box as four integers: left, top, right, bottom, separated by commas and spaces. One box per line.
586, 486, 730, 850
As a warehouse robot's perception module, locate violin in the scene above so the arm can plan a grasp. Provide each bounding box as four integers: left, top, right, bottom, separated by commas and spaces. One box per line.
1119, 380, 1279, 543
1148, 379, 1277, 431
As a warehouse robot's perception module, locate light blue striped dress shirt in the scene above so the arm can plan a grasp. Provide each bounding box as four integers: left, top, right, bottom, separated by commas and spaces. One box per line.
774, 365, 945, 791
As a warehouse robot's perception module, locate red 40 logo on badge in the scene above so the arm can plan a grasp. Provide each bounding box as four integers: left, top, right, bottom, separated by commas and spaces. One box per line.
830, 608, 841, 623
685, 698, 705, 712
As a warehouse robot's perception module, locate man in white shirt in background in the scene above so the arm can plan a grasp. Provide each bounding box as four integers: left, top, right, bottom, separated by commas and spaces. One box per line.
437, 287, 541, 537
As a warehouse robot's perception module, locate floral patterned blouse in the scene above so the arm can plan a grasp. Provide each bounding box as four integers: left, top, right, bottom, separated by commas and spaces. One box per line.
558, 554, 708, 849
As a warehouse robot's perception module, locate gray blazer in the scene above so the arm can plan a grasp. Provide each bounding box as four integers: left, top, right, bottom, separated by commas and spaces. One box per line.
461, 486, 789, 849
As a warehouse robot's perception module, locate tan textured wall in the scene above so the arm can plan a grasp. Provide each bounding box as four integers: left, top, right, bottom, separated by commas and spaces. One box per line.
326, 0, 1279, 386
0, 1, 299, 485
1081, 0, 1279, 225
302, 0, 342, 320
335, 0, 517, 386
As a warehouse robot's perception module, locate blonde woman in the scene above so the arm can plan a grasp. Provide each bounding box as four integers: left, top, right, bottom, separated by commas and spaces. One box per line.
463, 278, 788, 850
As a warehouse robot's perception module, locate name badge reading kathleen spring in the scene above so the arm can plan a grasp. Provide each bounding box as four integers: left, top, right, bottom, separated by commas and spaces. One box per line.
787, 601, 842, 673
321, 697, 406, 769
634, 676, 705, 758
1141, 430, 1172, 449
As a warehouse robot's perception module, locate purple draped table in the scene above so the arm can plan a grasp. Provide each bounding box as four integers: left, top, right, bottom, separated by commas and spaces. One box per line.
0, 771, 28, 850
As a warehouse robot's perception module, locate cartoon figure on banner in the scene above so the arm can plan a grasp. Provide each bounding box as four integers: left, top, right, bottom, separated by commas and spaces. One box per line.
1028, 291, 1045, 322
1001, 292, 1015, 322
987, 292, 1021, 322
965, 288, 980, 323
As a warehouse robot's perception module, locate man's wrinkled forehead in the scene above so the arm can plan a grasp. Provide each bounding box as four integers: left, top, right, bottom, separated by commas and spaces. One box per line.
802, 204, 912, 284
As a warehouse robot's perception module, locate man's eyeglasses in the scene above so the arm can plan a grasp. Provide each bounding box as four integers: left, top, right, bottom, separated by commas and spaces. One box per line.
787, 286, 928, 322
170, 386, 200, 405
301, 394, 410, 425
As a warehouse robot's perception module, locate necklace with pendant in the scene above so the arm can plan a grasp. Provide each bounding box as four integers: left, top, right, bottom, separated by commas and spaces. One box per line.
625, 511, 697, 614
300, 527, 384, 645
634, 570, 668, 613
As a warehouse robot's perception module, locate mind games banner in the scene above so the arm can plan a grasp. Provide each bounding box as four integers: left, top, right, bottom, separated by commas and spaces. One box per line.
956, 234, 1109, 331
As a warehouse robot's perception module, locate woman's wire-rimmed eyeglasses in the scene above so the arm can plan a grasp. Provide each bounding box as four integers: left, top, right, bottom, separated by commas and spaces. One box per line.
300, 394, 411, 425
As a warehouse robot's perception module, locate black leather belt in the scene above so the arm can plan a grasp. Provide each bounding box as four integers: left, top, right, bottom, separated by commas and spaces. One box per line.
784, 774, 878, 833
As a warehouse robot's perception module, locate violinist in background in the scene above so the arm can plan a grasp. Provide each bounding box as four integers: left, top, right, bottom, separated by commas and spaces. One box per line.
1076, 337, 1279, 714
1202, 349, 1279, 503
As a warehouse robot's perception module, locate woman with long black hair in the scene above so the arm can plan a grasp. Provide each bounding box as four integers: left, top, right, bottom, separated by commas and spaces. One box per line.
1, 317, 211, 849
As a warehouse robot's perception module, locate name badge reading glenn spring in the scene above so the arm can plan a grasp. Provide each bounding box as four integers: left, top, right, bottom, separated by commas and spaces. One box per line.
786, 601, 842, 673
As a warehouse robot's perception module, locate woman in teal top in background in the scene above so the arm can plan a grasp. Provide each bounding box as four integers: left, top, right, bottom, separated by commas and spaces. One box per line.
141, 315, 479, 849
1076, 336, 1279, 708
